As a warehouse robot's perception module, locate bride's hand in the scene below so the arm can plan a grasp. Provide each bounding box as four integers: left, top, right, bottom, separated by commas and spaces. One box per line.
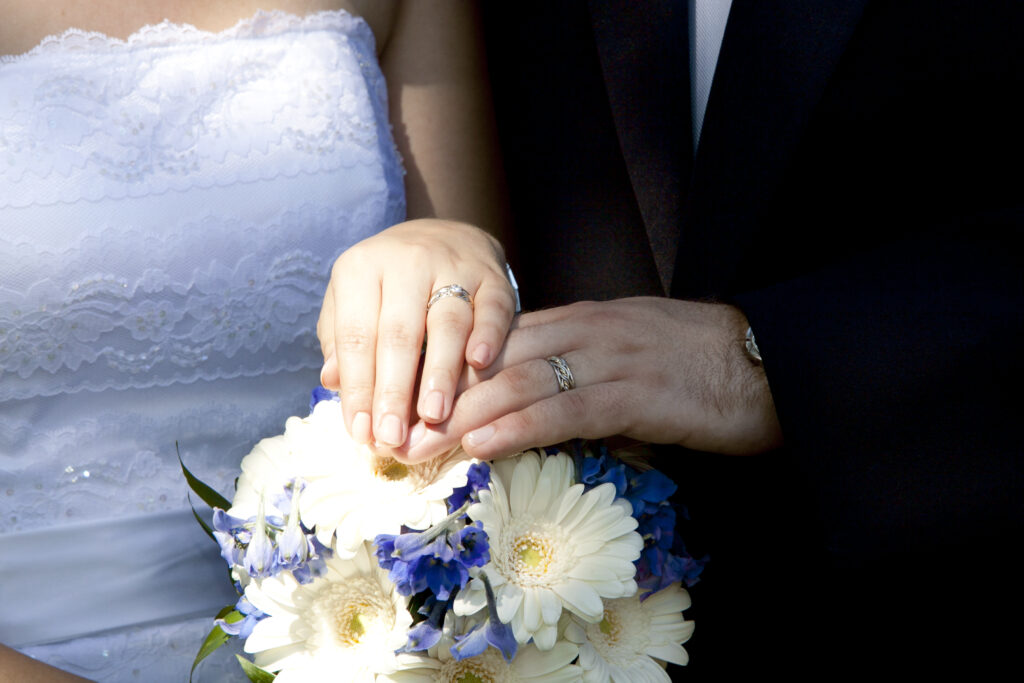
317, 218, 516, 447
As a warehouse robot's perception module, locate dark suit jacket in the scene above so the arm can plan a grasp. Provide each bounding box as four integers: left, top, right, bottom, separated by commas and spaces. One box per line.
484, 0, 1023, 674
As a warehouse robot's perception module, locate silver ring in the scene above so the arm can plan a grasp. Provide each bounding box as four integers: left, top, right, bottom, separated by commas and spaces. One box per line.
546, 356, 576, 392
427, 284, 473, 312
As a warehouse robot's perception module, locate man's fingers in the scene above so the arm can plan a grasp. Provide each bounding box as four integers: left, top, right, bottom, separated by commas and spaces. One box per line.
462, 383, 630, 460
418, 291, 474, 423
403, 351, 599, 462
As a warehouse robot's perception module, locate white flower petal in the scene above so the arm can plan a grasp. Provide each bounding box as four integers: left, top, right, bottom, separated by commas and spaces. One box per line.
553, 580, 604, 621
513, 640, 579, 675
539, 587, 563, 625
496, 582, 525, 623
647, 641, 691, 666
523, 587, 543, 633
245, 617, 303, 654
453, 582, 487, 616
532, 622, 558, 651
552, 484, 586, 525
510, 452, 542, 517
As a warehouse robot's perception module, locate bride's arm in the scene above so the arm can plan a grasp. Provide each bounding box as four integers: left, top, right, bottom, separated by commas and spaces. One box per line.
318, 0, 515, 448
381, 0, 509, 237
0, 644, 92, 682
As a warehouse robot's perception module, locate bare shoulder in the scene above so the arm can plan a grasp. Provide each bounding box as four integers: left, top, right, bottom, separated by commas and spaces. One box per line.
0, 0, 400, 58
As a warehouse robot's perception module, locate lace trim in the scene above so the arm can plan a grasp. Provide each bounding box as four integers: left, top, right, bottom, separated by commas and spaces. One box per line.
0, 8, 397, 208
0, 8, 374, 65
0, 194, 405, 402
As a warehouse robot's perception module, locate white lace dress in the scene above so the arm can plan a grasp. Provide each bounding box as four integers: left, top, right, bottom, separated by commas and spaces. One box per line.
0, 10, 404, 681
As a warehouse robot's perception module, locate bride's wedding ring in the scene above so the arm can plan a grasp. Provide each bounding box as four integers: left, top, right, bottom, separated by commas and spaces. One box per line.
427, 284, 474, 312
546, 356, 576, 392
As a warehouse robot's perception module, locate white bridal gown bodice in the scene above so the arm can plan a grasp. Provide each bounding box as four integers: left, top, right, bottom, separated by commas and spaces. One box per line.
0, 10, 404, 680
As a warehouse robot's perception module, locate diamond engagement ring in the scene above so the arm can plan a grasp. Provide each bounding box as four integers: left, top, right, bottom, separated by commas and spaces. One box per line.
426, 284, 473, 312
546, 356, 576, 392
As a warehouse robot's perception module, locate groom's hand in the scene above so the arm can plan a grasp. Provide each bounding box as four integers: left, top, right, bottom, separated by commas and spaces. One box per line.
397, 297, 782, 462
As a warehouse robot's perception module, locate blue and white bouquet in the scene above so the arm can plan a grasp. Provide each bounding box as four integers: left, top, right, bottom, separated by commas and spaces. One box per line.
186, 389, 704, 682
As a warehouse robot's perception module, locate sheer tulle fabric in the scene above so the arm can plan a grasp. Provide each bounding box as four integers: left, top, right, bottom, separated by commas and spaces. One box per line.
0, 9, 404, 681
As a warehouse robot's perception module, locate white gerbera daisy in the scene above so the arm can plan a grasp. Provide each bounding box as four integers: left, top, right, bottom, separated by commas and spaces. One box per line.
454, 452, 643, 650
382, 641, 582, 683
242, 541, 411, 683
294, 400, 474, 556
566, 583, 694, 683
228, 424, 300, 520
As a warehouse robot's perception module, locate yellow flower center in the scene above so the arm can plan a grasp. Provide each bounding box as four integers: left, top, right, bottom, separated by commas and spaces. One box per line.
512, 533, 553, 577
439, 649, 508, 683
598, 611, 622, 644
372, 455, 409, 481
312, 579, 394, 648
335, 601, 372, 644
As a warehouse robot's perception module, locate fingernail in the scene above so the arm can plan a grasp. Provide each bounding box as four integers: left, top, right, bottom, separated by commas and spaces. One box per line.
378, 413, 404, 446
471, 343, 491, 366
320, 354, 337, 387
407, 421, 426, 448
423, 390, 445, 421
465, 424, 496, 447
352, 412, 372, 444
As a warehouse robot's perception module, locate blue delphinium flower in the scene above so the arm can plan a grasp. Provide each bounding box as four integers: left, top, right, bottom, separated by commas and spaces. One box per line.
212, 509, 251, 567
243, 497, 277, 578
396, 595, 451, 654
451, 574, 517, 662
309, 386, 339, 411
446, 461, 491, 513
577, 449, 707, 595
374, 507, 489, 601
217, 595, 266, 640
212, 479, 329, 583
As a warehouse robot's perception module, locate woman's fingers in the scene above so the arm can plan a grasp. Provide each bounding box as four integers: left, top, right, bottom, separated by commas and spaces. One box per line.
317, 285, 340, 390
418, 287, 475, 423
372, 273, 432, 446
332, 264, 381, 445
465, 276, 517, 369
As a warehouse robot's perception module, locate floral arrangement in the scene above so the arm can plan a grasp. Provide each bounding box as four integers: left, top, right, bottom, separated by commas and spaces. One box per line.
184, 389, 704, 682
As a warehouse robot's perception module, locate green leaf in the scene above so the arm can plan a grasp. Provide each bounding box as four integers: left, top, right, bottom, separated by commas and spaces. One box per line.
178, 442, 231, 510
215, 605, 239, 620
189, 494, 217, 543
189, 614, 238, 682
237, 655, 277, 682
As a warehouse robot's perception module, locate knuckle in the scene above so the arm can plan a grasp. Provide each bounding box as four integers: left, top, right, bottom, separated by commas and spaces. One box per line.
424, 366, 458, 389
497, 364, 536, 395
340, 383, 373, 405
337, 327, 374, 355
562, 390, 588, 420
429, 309, 470, 336
376, 384, 412, 406
504, 409, 535, 433
379, 322, 419, 351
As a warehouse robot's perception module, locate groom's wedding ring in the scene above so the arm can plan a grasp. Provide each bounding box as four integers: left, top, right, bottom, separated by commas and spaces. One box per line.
427, 284, 473, 312
546, 356, 576, 392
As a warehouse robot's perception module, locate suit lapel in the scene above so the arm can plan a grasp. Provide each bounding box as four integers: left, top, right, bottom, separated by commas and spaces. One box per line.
589, 0, 691, 294
673, 0, 869, 298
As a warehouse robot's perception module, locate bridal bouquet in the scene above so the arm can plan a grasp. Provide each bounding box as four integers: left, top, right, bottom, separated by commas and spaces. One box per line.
185, 389, 703, 683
